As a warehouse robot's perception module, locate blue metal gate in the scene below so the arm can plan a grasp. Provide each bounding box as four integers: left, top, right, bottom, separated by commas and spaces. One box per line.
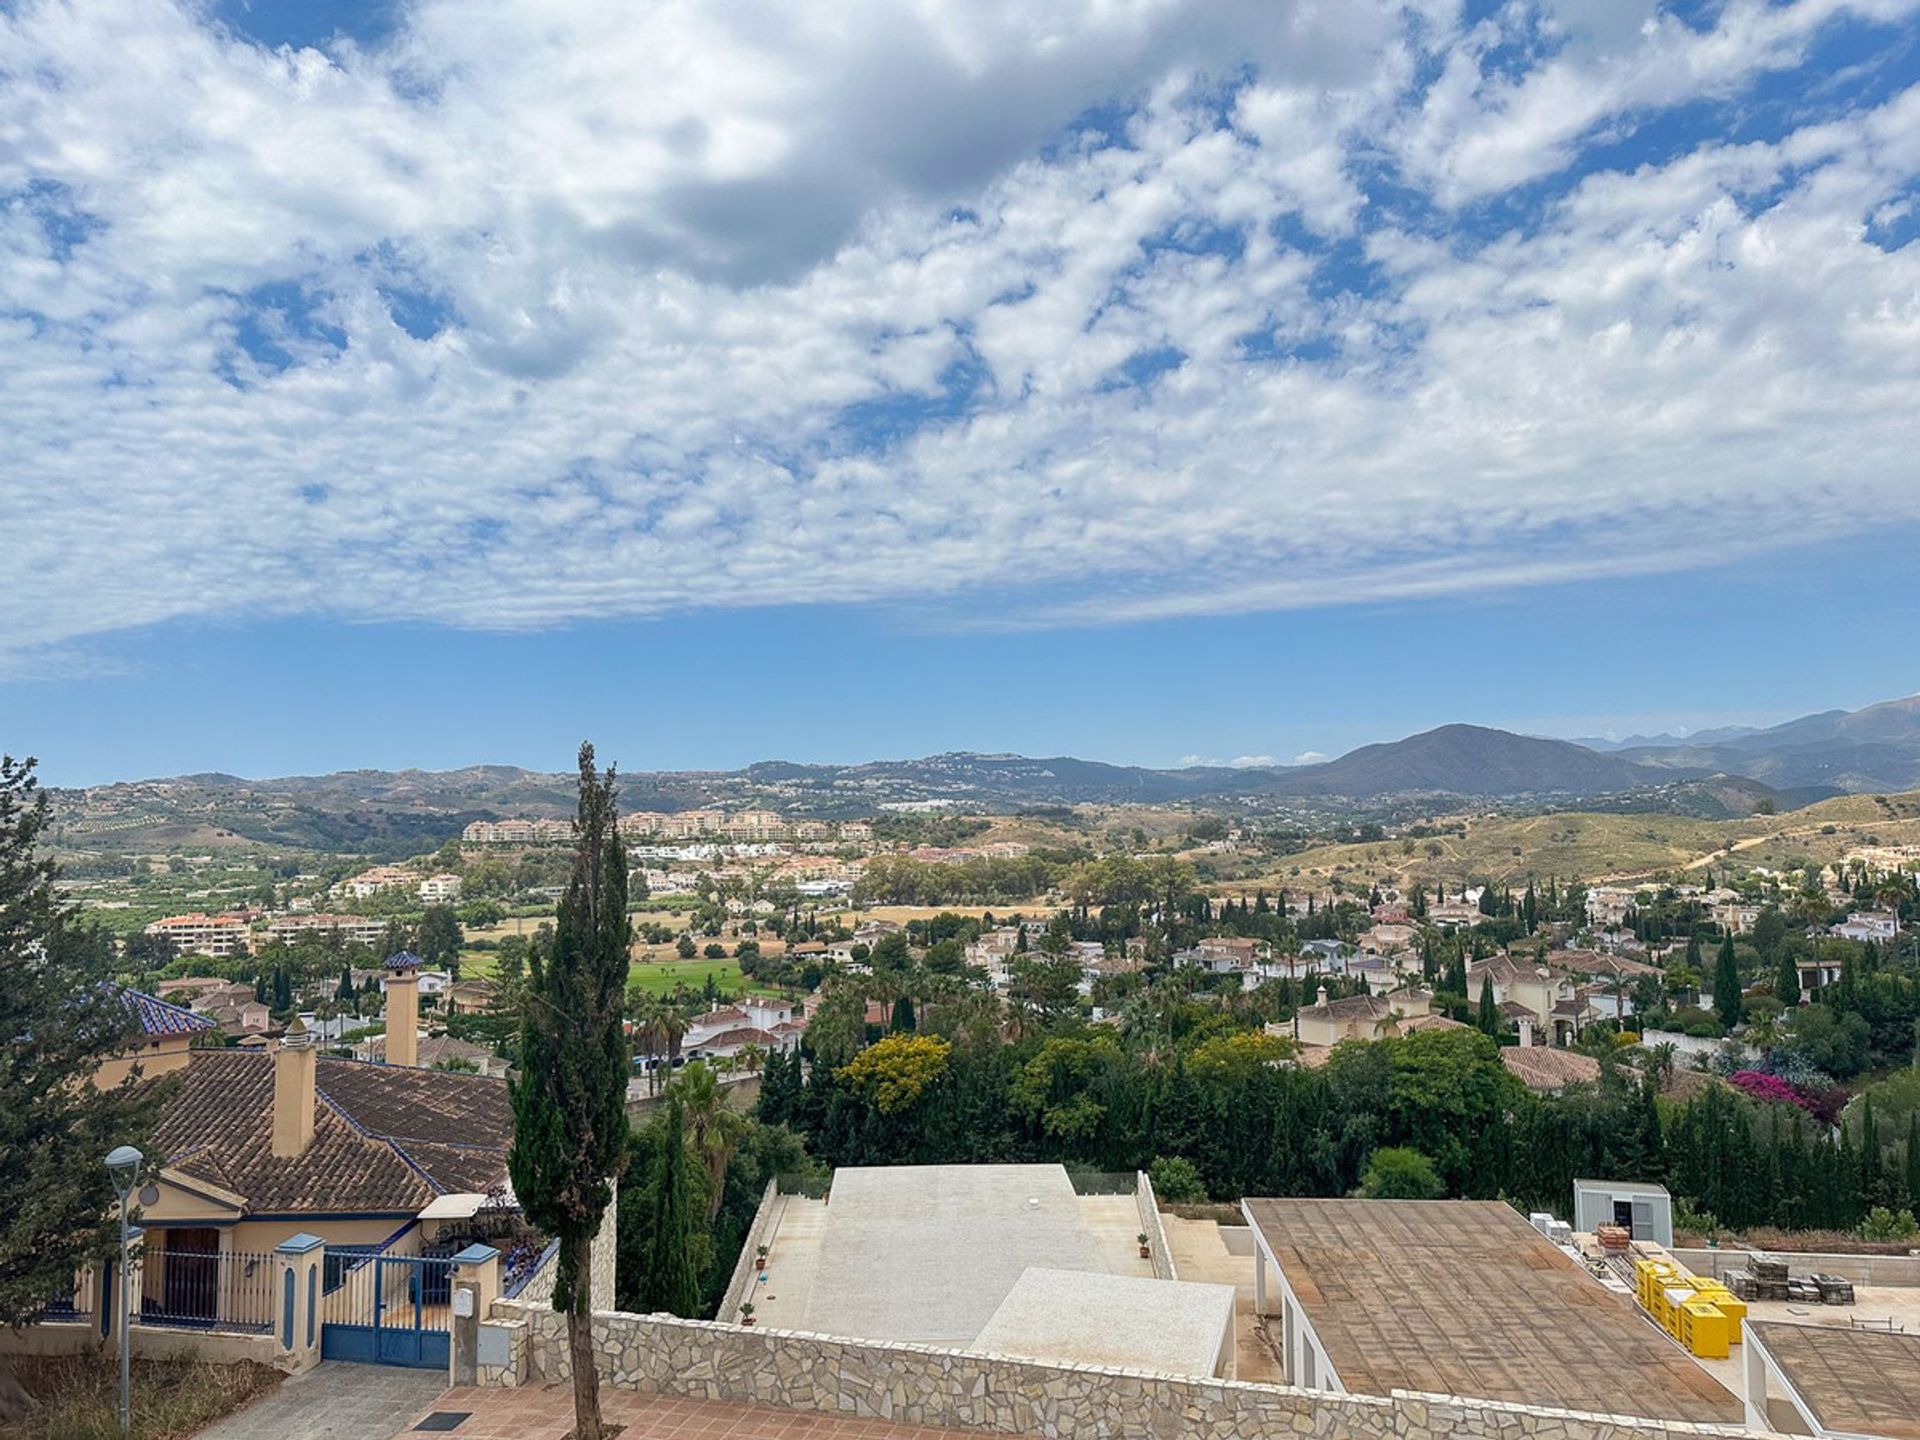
320, 1252, 452, 1369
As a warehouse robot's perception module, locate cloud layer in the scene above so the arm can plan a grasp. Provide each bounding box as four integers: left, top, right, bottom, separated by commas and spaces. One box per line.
5, 0, 1920, 669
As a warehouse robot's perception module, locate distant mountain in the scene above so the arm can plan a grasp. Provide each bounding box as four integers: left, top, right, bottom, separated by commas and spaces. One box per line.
1260, 725, 1676, 800
51, 692, 1920, 854
1573, 724, 1761, 752
1622, 694, 1920, 791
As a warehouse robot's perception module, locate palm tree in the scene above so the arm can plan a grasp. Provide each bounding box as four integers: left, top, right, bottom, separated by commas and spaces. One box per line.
735, 1042, 766, 1078
668, 1060, 749, 1219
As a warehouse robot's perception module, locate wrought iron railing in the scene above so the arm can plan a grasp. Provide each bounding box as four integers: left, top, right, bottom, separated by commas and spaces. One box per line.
42, 1272, 86, 1322
138, 1249, 275, 1334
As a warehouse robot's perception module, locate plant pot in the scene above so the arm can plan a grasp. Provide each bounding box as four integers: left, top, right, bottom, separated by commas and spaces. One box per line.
1138, 1245, 1151, 1258
741, 1317, 756, 1326
756, 1259, 767, 1271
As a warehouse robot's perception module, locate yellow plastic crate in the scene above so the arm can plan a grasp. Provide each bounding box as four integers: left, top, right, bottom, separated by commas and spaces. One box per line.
1680, 1300, 1731, 1359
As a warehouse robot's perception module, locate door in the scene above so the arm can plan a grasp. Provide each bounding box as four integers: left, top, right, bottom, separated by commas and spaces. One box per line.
320, 1253, 452, 1369
162, 1227, 220, 1321
1612, 1200, 1635, 1230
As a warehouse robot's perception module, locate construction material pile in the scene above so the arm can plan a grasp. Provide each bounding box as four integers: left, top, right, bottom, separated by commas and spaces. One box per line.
1723, 1253, 1854, 1306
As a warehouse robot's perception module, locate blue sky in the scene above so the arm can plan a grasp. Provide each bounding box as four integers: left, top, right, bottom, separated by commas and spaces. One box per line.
4, 0, 1920, 785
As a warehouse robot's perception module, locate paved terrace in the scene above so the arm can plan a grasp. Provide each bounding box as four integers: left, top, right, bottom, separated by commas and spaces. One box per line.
403, 1387, 1026, 1440
749, 1166, 1151, 1346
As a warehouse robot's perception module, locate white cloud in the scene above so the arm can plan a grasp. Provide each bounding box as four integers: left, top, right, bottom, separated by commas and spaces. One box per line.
3, 0, 1920, 666
1291, 751, 1330, 766
1177, 754, 1278, 769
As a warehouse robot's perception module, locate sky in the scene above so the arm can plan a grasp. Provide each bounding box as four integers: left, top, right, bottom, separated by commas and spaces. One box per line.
4, 0, 1920, 786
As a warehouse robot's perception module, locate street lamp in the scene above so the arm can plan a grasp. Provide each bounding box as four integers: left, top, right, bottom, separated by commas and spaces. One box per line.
104, 1145, 142, 1435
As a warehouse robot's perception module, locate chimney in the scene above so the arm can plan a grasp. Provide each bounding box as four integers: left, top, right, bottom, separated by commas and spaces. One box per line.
273, 1016, 318, 1158
1315, 984, 1329, 1008
1518, 1017, 1535, 1049
384, 951, 421, 1068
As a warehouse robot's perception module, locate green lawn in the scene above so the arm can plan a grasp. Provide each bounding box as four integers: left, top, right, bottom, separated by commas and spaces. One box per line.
625, 956, 782, 999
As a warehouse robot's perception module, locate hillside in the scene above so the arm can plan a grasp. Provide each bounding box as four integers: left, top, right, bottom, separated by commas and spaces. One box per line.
1255, 791, 1920, 892
1624, 694, 1920, 791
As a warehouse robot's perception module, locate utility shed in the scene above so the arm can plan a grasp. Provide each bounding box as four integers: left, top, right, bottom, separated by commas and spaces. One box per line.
972, 1267, 1237, 1379
1240, 1197, 1742, 1424
1744, 1320, 1920, 1439
1573, 1177, 1673, 1246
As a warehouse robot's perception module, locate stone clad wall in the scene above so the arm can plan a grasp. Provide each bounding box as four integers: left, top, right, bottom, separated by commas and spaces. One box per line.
493, 1303, 1762, 1440
1133, 1170, 1177, 1281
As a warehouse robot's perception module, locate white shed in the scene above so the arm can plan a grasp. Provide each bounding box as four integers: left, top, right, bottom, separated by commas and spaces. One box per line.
1573, 1178, 1672, 1246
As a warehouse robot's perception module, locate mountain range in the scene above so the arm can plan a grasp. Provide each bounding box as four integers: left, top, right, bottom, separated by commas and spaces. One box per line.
47, 693, 1920, 854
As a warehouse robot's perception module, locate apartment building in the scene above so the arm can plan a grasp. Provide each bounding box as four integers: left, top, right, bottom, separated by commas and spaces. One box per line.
418, 872, 463, 904
143, 912, 253, 958
337, 864, 416, 898
265, 912, 391, 948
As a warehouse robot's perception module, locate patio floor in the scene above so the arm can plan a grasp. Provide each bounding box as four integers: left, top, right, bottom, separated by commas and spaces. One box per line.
399, 1386, 1024, 1440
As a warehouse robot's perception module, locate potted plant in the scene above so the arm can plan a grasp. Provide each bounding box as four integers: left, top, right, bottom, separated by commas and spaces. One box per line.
1137, 1232, 1151, 1259
755, 1244, 770, 1271
739, 1301, 756, 1327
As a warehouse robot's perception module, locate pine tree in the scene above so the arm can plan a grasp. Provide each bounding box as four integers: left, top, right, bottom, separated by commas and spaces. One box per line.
639, 1100, 705, 1317
509, 744, 633, 1440
0, 758, 164, 1419
1714, 936, 1743, 1030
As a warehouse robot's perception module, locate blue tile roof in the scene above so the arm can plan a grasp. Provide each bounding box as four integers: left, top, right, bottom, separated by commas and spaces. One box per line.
116, 986, 217, 1036
385, 950, 424, 971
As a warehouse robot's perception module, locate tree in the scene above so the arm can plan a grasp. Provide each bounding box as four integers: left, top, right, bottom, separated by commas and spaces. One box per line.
0, 758, 164, 1419
1476, 975, 1499, 1036
669, 1060, 749, 1220
636, 1099, 705, 1316
1148, 1155, 1208, 1203
1714, 936, 1743, 1030
1775, 948, 1801, 1008
1359, 1146, 1446, 1199
839, 1033, 952, 1114
416, 905, 464, 976
508, 744, 632, 1440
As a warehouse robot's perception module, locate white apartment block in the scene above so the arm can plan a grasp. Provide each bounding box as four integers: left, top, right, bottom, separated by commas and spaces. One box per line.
143, 912, 252, 958
418, 872, 463, 904
265, 913, 391, 948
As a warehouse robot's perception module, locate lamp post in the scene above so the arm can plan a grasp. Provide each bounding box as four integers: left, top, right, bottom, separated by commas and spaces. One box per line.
104, 1145, 143, 1434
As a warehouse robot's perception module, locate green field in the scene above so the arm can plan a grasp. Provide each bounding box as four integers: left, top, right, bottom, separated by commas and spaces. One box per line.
625, 957, 783, 999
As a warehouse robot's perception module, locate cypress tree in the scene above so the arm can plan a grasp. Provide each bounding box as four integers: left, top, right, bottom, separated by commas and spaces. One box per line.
509, 744, 632, 1440
1477, 975, 1499, 1036
1714, 936, 1743, 1030
1905, 1113, 1920, 1214
1775, 949, 1800, 1007
890, 994, 916, 1033
640, 1100, 704, 1317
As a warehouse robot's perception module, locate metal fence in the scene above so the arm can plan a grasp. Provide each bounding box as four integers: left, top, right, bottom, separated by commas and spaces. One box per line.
139, 1249, 276, 1334
42, 1272, 86, 1323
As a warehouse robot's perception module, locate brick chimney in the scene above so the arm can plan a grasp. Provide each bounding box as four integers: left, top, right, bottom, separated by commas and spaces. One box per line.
272, 1015, 318, 1158
384, 951, 421, 1068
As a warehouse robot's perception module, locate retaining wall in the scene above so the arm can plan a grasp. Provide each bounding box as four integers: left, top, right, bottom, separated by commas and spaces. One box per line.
492, 1303, 1762, 1440
716, 1179, 786, 1323
1133, 1170, 1177, 1281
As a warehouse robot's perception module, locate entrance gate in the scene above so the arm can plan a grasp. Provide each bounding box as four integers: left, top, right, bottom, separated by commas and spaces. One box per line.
319, 1252, 453, 1369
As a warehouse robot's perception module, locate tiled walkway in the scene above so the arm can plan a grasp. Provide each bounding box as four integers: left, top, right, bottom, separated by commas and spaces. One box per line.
402, 1387, 1009, 1440
197, 1361, 447, 1440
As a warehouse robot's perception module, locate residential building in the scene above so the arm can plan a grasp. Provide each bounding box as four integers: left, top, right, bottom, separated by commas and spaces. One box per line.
839, 820, 874, 842
337, 864, 416, 898
143, 912, 252, 958
1291, 985, 1432, 1047
1832, 909, 1900, 942
1744, 1320, 1920, 1440
418, 872, 463, 904
1426, 899, 1480, 927
677, 997, 803, 1060
1585, 885, 1641, 929
266, 912, 390, 948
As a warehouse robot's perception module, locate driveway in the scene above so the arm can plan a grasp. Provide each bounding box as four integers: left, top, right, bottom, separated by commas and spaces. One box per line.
195, 1362, 447, 1440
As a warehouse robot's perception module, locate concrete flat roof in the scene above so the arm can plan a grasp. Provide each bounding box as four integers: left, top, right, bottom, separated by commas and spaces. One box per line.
972, 1267, 1236, 1379
798, 1164, 1107, 1347
1750, 1320, 1920, 1440
1242, 1197, 1742, 1424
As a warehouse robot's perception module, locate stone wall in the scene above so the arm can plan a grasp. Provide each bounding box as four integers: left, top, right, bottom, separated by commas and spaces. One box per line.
716, 1179, 785, 1323
493, 1303, 1762, 1440
1133, 1170, 1177, 1281
591, 1186, 618, 1313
